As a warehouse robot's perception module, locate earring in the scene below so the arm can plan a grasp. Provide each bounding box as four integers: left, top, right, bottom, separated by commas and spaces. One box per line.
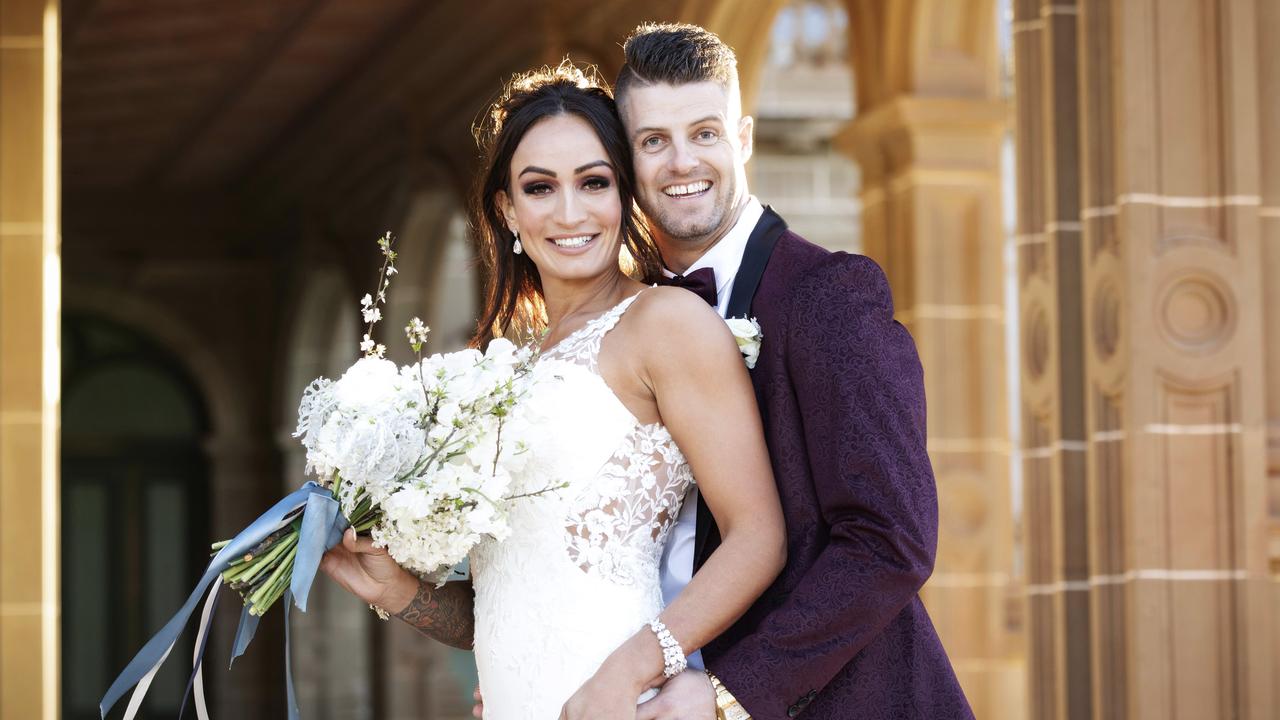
512, 229, 523, 255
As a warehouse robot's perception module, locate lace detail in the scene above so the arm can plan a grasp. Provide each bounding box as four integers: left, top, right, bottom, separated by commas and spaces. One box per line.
540, 292, 640, 373
564, 422, 693, 585
543, 293, 694, 585
469, 291, 696, 718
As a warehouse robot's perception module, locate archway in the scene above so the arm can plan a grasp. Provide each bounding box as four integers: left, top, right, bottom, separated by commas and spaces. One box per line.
60, 314, 211, 720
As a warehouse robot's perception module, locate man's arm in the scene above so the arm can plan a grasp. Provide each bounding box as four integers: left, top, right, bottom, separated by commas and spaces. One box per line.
709, 254, 938, 717
395, 578, 475, 650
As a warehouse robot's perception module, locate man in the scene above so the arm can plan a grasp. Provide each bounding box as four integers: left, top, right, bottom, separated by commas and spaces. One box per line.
617, 23, 972, 720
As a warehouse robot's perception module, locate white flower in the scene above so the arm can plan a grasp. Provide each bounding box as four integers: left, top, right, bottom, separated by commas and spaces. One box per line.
405, 317, 430, 348
360, 334, 387, 359
293, 328, 544, 578
360, 294, 374, 309
725, 317, 763, 369
484, 337, 518, 366
333, 357, 400, 408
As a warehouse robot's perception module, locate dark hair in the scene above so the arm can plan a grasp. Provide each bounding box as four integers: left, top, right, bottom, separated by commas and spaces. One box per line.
470, 61, 663, 346
615, 22, 739, 101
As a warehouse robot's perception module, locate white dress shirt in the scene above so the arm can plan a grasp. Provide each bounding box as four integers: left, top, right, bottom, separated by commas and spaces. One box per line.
658, 197, 764, 669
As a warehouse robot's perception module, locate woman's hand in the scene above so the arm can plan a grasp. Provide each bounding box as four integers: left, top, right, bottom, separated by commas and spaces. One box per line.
635, 670, 717, 720
319, 528, 418, 614
560, 632, 660, 720
560, 673, 643, 720
324, 529, 477, 648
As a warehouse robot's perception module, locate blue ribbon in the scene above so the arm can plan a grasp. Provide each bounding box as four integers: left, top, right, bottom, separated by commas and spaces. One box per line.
100, 481, 350, 720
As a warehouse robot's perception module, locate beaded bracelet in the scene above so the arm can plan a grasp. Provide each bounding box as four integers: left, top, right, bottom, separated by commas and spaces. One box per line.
647, 618, 688, 678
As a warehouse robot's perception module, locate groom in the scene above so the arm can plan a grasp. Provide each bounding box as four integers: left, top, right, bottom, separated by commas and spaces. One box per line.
618, 24, 972, 720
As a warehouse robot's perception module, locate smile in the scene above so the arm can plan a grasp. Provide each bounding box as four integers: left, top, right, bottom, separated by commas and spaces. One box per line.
549, 234, 595, 249
662, 180, 711, 198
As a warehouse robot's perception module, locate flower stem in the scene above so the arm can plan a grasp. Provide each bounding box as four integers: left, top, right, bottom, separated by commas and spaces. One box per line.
224, 530, 297, 587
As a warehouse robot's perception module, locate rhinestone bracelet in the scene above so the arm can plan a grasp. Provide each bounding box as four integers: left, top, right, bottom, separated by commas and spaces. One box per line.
647, 618, 688, 678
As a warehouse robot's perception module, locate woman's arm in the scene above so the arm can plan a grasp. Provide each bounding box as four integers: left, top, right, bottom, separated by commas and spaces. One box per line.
562, 288, 787, 716
321, 528, 475, 650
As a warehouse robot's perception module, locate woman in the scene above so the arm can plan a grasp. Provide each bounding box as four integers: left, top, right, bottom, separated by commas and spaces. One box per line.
321, 63, 785, 719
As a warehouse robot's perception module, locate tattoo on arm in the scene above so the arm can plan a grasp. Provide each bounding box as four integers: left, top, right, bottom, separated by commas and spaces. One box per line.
394, 579, 475, 650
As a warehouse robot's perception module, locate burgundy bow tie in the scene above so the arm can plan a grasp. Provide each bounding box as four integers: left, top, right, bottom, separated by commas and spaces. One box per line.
659, 267, 718, 307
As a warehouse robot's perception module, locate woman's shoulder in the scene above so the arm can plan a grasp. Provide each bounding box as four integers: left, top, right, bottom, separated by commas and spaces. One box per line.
626, 285, 726, 334
613, 286, 736, 365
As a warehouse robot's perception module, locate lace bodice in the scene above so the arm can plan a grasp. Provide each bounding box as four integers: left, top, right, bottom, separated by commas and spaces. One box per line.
469, 292, 695, 718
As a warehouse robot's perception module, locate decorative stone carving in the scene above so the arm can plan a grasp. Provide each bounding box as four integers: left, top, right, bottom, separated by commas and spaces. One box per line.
1091, 275, 1121, 362
1155, 272, 1236, 355
1023, 300, 1050, 382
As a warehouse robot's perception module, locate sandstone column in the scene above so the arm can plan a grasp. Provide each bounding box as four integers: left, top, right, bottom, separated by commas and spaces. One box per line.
0, 0, 60, 717
1010, 2, 1092, 718
1257, 0, 1280, 698
1082, 1, 1272, 716
842, 93, 1017, 720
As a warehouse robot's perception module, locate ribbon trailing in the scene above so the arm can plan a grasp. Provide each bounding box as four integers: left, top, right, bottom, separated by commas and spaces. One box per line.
100, 481, 349, 720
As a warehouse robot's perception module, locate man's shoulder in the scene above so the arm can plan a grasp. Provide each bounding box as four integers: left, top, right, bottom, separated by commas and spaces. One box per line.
763, 231, 892, 308
768, 229, 830, 273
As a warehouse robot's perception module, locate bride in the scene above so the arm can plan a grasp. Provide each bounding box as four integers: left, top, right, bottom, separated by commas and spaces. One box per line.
321, 63, 785, 719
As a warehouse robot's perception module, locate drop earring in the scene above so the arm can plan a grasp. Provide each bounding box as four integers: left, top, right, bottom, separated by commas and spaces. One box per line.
512, 229, 523, 255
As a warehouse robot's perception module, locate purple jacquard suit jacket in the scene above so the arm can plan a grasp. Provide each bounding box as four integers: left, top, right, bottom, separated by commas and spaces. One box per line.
695, 209, 973, 719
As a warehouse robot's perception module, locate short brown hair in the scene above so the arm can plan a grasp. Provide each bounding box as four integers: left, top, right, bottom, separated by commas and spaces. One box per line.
615, 23, 739, 101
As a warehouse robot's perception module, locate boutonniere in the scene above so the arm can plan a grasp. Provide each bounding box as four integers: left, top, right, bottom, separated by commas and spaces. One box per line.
725, 317, 763, 369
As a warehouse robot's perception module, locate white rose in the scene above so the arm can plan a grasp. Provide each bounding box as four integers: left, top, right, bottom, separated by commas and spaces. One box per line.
465, 503, 503, 536
483, 337, 520, 371
333, 357, 402, 409
724, 317, 763, 369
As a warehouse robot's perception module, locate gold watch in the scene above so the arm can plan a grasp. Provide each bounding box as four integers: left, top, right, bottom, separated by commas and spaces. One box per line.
706, 671, 752, 720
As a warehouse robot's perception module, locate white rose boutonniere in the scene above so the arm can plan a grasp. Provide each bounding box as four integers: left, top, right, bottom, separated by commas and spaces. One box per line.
725, 317, 763, 369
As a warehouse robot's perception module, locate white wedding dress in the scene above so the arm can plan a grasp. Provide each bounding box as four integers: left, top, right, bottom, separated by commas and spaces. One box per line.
469, 293, 695, 719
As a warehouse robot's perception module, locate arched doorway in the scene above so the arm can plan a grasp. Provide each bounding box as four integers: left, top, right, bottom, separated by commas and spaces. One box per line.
60, 315, 211, 720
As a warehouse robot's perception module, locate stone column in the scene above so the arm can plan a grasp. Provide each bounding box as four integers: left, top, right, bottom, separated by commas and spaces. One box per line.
1261, 0, 1280, 698
1075, 0, 1271, 717
841, 94, 1019, 720
0, 0, 59, 717
1010, 2, 1092, 719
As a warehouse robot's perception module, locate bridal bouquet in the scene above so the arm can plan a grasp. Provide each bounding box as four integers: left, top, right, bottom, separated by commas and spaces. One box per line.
219, 234, 542, 615
221, 335, 538, 615
102, 234, 548, 720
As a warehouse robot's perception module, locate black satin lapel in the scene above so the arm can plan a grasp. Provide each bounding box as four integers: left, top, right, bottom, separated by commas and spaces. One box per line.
724, 207, 788, 319
692, 492, 719, 572
693, 209, 787, 567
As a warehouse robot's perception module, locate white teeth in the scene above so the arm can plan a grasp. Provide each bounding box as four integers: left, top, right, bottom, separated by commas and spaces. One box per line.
663, 180, 711, 197
551, 235, 593, 248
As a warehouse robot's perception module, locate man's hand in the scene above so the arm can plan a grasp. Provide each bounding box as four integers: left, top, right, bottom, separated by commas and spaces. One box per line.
320, 528, 418, 614
636, 670, 716, 720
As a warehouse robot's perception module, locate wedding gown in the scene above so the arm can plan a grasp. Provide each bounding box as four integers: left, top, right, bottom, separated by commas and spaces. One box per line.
469, 293, 695, 719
